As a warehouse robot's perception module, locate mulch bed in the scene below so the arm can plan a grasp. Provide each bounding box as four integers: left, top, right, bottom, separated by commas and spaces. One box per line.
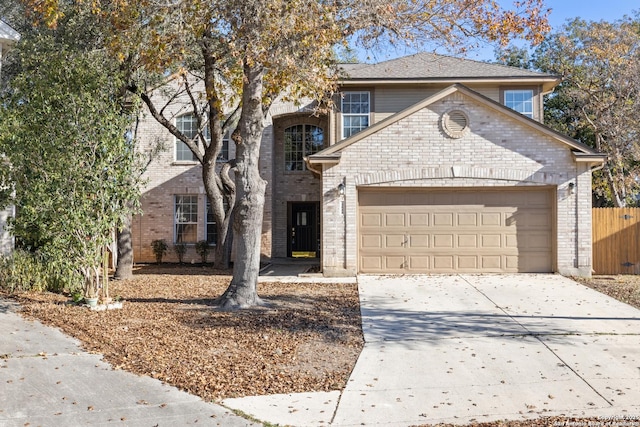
8, 264, 363, 401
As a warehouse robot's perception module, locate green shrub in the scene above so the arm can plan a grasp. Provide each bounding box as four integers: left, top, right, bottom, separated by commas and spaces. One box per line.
195, 240, 210, 264
151, 239, 168, 264
174, 243, 187, 263
0, 250, 83, 294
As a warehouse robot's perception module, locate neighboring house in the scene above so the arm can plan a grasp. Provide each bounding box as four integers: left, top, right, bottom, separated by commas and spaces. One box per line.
0, 20, 19, 256
133, 52, 605, 277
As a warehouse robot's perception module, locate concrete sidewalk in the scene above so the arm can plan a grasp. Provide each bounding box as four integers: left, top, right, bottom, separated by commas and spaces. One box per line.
0, 299, 257, 427
225, 274, 640, 426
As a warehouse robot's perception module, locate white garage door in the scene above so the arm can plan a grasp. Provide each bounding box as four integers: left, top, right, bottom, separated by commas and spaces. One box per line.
358, 188, 553, 273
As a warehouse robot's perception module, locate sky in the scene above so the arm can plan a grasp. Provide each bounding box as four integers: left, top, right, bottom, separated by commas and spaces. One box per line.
357, 0, 640, 63
540, 0, 637, 27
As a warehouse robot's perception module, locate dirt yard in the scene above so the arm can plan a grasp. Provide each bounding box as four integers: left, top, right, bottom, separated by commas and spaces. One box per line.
6, 268, 640, 426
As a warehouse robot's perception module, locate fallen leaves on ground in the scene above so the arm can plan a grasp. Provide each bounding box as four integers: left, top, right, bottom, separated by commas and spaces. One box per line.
574, 275, 640, 309
422, 417, 640, 427
9, 264, 364, 401
7, 269, 640, 427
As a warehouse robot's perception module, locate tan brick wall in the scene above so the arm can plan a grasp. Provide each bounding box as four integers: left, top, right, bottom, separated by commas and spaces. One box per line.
271, 114, 326, 258
132, 80, 275, 263
133, 88, 325, 264
133, 83, 594, 275
320, 91, 593, 277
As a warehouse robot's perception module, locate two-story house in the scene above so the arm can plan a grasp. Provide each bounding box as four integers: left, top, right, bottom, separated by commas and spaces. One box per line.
0, 20, 20, 256
133, 52, 605, 277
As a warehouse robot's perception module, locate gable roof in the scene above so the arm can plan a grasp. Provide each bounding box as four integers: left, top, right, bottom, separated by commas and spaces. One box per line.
339, 52, 561, 93
308, 83, 606, 167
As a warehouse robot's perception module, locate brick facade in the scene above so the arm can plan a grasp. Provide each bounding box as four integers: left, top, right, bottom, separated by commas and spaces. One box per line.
271, 114, 325, 258
132, 91, 318, 263
131, 80, 251, 263
132, 61, 600, 278
319, 90, 595, 277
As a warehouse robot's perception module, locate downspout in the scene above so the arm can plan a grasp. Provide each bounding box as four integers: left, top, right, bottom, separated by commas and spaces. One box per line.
303, 157, 322, 177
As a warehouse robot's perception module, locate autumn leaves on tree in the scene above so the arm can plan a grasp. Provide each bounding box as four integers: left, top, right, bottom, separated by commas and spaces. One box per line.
533, 17, 640, 207
16, 0, 550, 308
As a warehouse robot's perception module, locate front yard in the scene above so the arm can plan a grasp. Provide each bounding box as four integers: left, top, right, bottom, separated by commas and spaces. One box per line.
4, 267, 639, 422
573, 274, 640, 309
8, 265, 364, 401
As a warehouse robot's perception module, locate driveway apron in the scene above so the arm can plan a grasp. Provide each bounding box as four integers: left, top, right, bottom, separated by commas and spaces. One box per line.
332, 274, 640, 426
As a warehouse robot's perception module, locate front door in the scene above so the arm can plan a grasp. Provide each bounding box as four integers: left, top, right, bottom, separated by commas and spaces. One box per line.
288, 202, 319, 258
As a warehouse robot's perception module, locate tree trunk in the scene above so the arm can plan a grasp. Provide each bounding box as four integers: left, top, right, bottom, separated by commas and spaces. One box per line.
202, 159, 234, 269
216, 63, 266, 310
114, 213, 134, 280
603, 163, 626, 207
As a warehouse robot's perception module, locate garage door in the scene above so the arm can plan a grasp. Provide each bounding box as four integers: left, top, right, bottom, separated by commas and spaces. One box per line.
358, 188, 553, 273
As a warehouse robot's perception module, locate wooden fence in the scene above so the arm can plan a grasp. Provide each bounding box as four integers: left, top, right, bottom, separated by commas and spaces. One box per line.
592, 208, 640, 274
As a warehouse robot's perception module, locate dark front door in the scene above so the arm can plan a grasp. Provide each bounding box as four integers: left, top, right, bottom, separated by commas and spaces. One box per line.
288, 202, 319, 258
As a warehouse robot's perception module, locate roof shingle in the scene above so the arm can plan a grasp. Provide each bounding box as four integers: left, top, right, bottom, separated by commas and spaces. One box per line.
339, 52, 555, 80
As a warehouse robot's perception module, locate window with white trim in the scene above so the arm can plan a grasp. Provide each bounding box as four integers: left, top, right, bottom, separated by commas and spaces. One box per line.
341, 91, 370, 138
175, 114, 230, 162
174, 195, 198, 243
175, 114, 200, 161
284, 124, 324, 171
219, 132, 229, 161
504, 89, 534, 118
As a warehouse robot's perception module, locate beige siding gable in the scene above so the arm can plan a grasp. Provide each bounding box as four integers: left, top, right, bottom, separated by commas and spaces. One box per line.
373, 85, 501, 123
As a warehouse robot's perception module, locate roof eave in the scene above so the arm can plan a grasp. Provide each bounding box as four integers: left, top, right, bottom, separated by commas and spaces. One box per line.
573, 152, 607, 164
0, 21, 21, 43
339, 76, 561, 92
450, 86, 600, 155
307, 153, 342, 166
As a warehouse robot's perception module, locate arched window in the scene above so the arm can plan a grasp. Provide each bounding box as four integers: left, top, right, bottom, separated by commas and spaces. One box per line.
284, 124, 324, 171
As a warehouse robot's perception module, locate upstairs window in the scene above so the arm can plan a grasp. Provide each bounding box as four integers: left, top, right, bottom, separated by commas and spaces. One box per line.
219, 132, 230, 161
175, 114, 200, 162
341, 91, 370, 139
504, 89, 534, 119
175, 114, 229, 162
284, 124, 324, 171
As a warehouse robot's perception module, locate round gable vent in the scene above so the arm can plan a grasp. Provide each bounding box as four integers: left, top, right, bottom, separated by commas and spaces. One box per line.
441, 109, 470, 139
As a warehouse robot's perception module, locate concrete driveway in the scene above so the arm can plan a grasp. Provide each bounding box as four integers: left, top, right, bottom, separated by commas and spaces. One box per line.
332, 274, 640, 426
